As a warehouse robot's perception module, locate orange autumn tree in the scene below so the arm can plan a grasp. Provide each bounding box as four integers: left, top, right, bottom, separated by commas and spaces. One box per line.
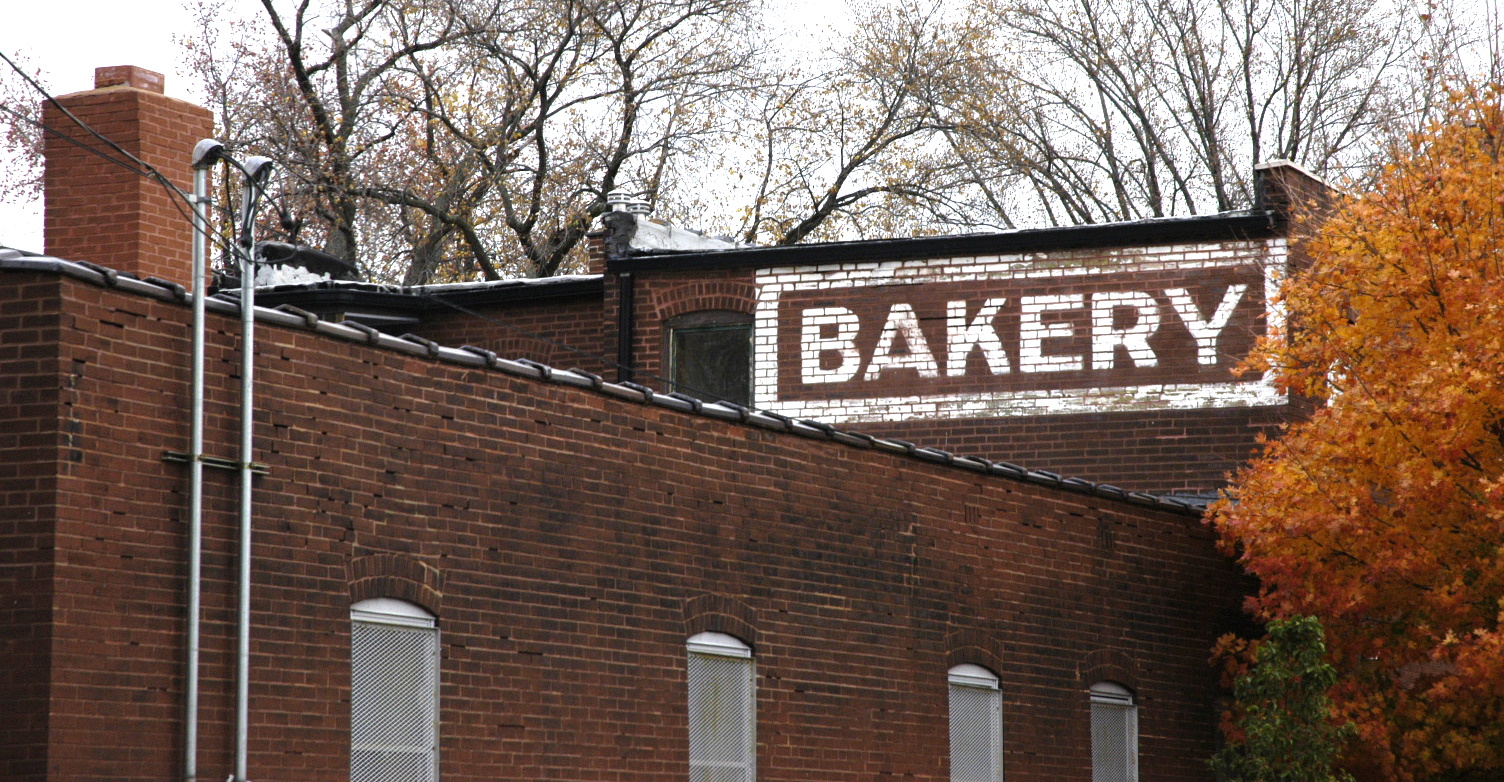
1211, 87, 1504, 782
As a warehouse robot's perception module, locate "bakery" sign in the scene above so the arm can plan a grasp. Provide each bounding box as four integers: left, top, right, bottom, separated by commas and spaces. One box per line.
752, 242, 1287, 421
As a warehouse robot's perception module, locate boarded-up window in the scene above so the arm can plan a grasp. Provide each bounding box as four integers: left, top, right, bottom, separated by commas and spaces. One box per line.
949, 664, 1004, 782
351, 598, 439, 782
668, 311, 752, 406
687, 632, 755, 782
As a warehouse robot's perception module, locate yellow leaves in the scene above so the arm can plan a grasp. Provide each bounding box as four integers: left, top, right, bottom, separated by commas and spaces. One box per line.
1212, 85, 1504, 781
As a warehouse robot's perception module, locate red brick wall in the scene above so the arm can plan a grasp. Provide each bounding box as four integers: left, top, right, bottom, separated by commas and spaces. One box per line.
0, 273, 64, 782
412, 296, 612, 376
609, 257, 1281, 494
3, 269, 1248, 782
854, 406, 1284, 494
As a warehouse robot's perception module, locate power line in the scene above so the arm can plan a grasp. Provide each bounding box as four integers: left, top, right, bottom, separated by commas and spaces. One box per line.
0, 100, 150, 178
2, 52, 162, 181
1, 98, 239, 257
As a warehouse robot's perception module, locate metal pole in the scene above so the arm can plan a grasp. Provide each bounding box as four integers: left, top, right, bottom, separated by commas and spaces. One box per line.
233, 156, 273, 782
185, 138, 223, 782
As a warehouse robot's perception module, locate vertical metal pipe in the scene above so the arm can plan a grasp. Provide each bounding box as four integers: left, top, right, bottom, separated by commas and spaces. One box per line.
186, 165, 207, 782
233, 157, 273, 782
185, 138, 222, 782
616, 272, 635, 384
230, 210, 251, 782
234, 231, 254, 782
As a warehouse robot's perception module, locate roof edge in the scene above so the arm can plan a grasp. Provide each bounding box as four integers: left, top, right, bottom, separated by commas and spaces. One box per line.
1, 254, 1209, 518
607, 211, 1279, 273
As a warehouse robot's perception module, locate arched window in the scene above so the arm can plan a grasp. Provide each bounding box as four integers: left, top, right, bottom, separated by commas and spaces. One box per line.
351, 598, 439, 782
948, 664, 1003, 782
1089, 681, 1138, 782
687, 631, 755, 782
666, 311, 753, 406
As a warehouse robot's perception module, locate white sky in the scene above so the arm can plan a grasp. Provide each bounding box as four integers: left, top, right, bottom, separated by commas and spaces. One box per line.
0, 0, 853, 252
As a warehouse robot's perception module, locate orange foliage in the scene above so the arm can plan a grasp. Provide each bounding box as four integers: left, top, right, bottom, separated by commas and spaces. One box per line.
1211, 86, 1504, 781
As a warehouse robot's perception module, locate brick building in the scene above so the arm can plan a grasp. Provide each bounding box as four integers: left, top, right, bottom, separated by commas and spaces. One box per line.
259, 165, 1323, 497
1, 67, 1284, 782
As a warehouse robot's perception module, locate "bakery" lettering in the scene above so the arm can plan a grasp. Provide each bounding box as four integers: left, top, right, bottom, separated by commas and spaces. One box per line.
799, 285, 1248, 384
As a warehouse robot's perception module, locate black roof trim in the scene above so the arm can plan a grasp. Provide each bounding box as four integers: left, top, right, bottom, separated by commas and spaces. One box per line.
608, 211, 1280, 273
2, 254, 1207, 519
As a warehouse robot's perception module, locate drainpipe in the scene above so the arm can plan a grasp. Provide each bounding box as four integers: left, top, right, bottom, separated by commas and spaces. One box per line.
185, 137, 224, 782
616, 272, 635, 384
232, 156, 274, 782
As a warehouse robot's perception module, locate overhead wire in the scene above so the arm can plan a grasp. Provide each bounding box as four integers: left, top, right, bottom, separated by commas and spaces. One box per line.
0, 100, 150, 178
3, 52, 168, 179
1, 97, 239, 260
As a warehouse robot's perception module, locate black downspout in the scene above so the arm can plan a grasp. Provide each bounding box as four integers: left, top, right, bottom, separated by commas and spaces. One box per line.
616, 272, 635, 383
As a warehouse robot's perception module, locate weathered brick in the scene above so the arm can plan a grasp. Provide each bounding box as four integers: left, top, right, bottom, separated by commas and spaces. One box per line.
1, 268, 1250, 782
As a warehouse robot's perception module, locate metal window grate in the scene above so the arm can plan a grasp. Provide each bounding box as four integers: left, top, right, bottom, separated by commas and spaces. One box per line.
949, 681, 1003, 782
352, 619, 439, 782
1090, 700, 1138, 782
687, 650, 755, 782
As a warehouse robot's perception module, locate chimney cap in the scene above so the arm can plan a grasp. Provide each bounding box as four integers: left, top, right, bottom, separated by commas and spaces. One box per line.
94, 65, 165, 94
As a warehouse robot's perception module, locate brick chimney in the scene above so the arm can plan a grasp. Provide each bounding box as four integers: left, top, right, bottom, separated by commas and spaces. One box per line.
43, 66, 214, 289
1253, 160, 1339, 223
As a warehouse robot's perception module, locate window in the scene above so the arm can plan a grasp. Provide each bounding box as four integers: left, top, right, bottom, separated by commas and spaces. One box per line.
687, 632, 755, 782
1089, 682, 1138, 782
949, 664, 1004, 782
668, 311, 752, 407
351, 598, 439, 782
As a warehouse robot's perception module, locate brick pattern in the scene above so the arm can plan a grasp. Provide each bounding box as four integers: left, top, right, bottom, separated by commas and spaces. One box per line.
412, 296, 613, 376
0, 273, 64, 782
42, 81, 214, 289
853, 405, 1286, 495
2, 270, 1249, 782
613, 270, 759, 386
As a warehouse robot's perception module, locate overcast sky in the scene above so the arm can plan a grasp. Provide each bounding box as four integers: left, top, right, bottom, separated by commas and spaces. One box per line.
6, 1, 214, 102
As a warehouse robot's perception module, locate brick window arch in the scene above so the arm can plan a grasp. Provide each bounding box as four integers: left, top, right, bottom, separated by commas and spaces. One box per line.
348, 552, 443, 616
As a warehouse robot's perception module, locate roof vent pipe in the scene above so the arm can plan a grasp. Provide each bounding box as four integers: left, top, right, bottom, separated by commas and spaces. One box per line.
606, 189, 651, 215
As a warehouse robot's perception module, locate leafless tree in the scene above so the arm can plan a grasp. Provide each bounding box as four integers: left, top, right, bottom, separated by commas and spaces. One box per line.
13, 0, 1501, 278
188, 0, 765, 281
940, 0, 1479, 227
653, 0, 996, 245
